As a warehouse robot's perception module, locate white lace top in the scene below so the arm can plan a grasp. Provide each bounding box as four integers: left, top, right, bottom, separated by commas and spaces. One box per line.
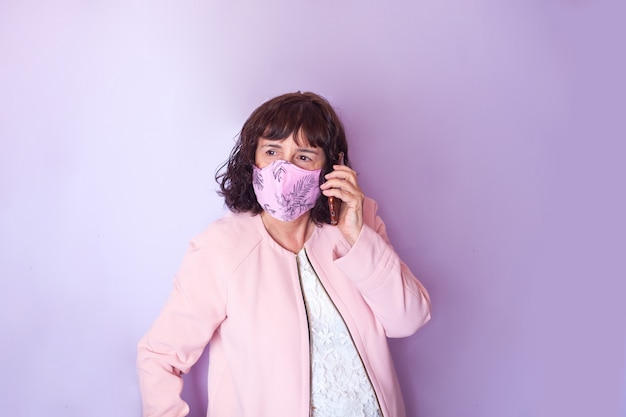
296, 249, 383, 417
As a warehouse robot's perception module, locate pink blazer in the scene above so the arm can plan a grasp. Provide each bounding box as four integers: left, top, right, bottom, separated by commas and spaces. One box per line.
137, 198, 431, 417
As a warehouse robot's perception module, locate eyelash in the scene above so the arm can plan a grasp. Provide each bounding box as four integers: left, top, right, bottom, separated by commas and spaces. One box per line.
265, 150, 311, 162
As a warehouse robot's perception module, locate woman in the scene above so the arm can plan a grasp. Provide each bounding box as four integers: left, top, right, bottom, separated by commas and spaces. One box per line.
137, 92, 431, 417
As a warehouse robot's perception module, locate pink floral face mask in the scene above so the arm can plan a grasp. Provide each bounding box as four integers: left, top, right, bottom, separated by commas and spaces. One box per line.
252, 160, 322, 222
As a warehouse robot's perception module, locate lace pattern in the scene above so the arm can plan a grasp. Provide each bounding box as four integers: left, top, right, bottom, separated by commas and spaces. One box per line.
297, 249, 383, 417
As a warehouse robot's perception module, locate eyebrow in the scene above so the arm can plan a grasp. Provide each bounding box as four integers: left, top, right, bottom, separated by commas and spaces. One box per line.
261, 143, 320, 154
297, 148, 320, 155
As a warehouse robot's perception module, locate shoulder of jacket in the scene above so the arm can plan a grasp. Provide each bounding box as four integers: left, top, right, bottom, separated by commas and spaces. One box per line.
188, 211, 261, 253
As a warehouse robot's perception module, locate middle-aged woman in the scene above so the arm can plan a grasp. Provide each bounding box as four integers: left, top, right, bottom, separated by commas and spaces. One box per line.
137, 91, 431, 417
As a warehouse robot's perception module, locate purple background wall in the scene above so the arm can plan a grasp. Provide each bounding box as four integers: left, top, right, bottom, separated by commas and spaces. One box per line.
1, 1, 625, 416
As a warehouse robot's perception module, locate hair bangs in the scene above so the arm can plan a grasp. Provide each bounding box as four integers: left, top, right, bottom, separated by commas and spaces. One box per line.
259, 100, 331, 149
296, 101, 334, 149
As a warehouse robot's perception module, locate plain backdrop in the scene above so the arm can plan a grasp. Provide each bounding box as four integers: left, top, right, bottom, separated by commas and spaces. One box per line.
1, 1, 625, 416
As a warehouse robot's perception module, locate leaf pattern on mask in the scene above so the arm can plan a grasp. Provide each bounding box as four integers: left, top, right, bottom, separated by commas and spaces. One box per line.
252, 168, 264, 190
262, 203, 276, 216
279, 173, 318, 218
272, 161, 288, 182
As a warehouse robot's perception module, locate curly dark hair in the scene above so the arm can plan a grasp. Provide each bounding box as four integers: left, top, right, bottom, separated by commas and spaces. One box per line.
215, 91, 350, 225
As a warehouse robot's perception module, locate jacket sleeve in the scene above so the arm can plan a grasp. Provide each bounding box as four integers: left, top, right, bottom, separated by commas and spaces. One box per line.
136, 239, 227, 417
334, 198, 431, 338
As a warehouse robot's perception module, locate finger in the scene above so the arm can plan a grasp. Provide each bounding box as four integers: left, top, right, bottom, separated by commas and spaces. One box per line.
324, 169, 358, 186
320, 177, 358, 193
322, 189, 357, 206
328, 165, 356, 178
322, 186, 363, 207
321, 186, 348, 199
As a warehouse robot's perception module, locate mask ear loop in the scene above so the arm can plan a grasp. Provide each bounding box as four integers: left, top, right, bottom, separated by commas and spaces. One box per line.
328, 151, 345, 225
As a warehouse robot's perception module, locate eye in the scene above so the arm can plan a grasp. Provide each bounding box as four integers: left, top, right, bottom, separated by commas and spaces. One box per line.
298, 155, 311, 162
266, 150, 277, 156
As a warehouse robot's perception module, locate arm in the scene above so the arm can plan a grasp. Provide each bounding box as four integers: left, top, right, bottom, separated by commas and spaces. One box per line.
334, 198, 431, 338
137, 240, 227, 417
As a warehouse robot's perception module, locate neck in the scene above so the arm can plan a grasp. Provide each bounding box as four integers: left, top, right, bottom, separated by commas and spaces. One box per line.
260, 211, 315, 253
